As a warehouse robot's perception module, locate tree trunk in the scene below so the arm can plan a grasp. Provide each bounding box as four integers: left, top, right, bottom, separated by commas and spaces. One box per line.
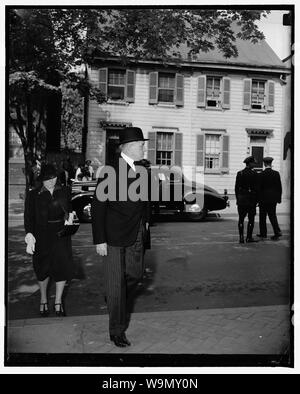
46, 91, 62, 152
13, 104, 34, 193
23, 146, 34, 192
81, 64, 89, 158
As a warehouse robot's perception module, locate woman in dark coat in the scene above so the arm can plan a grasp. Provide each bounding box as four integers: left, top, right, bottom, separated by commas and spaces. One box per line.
24, 164, 75, 317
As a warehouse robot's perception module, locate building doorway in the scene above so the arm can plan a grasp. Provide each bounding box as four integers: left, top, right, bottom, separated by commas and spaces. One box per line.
251, 146, 264, 168
250, 136, 266, 170
105, 129, 121, 166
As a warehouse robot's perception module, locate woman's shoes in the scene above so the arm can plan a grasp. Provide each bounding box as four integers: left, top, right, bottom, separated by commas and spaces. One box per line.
39, 302, 66, 317
40, 303, 49, 317
54, 303, 66, 317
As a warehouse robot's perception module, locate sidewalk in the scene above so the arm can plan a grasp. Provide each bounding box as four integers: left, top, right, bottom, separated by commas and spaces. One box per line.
7, 304, 290, 355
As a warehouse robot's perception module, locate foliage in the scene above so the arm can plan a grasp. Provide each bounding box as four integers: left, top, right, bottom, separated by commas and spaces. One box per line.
8, 7, 269, 190
86, 9, 270, 61
60, 81, 83, 152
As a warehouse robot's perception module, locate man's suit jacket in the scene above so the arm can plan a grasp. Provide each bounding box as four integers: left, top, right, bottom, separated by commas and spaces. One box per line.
91, 157, 151, 247
235, 167, 258, 206
258, 168, 282, 204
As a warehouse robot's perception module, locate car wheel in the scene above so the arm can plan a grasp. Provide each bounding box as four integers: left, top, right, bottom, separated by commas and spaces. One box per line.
190, 208, 208, 221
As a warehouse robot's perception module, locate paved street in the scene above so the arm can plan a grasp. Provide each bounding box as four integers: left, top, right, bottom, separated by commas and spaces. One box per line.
6, 201, 292, 360
7, 204, 291, 320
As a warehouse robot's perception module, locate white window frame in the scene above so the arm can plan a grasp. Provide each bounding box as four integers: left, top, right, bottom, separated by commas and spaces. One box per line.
201, 129, 227, 174
251, 79, 267, 111
158, 73, 176, 104
107, 69, 126, 101
206, 76, 222, 108
156, 131, 175, 166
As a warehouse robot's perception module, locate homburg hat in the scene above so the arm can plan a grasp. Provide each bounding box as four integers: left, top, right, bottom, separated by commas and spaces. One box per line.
119, 127, 148, 145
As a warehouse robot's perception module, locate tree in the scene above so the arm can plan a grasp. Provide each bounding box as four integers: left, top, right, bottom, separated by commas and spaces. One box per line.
8, 7, 269, 190
8, 8, 104, 190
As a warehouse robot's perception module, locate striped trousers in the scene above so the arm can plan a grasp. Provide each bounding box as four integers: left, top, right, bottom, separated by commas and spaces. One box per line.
104, 222, 145, 336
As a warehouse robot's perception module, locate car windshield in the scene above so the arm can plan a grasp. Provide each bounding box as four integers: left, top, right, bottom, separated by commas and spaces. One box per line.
155, 168, 183, 183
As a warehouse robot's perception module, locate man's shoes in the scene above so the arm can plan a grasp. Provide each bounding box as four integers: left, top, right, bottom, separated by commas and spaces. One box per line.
110, 334, 130, 347
120, 333, 131, 346
256, 234, 267, 238
271, 235, 280, 241
246, 237, 258, 243
239, 236, 245, 244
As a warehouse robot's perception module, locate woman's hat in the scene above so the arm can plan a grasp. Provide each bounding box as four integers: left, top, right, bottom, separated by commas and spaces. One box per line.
40, 164, 57, 181
118, 127, 148, 145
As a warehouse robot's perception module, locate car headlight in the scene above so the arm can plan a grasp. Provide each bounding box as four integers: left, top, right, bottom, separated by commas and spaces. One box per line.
188, 204, 201, 212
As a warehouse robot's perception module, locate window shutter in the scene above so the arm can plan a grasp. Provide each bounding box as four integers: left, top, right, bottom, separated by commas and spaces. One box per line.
174, 133, 182, 166
196, 134, 205, 167
147, 132, 157, 164
197, 76, 206, 107
222, 77, 231, 109
266, 80, 275, 112
175, 73, 184, 106
149, 72, 158, 104
99, 68, 108, 96
243, 78, 252, 110
125, 70, 135, 103
221, 134, 230, 172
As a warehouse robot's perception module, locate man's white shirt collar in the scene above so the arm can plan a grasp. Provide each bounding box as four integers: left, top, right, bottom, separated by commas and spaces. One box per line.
121, 152, 136, 172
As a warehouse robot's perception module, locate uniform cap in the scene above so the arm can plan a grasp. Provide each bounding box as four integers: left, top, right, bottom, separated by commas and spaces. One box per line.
243, 156, 256, 164
263, 156, 274, 163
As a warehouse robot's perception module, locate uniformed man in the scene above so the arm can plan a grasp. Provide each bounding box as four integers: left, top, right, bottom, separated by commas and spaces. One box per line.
235, 156, 259, 243
257, 157, 282, 241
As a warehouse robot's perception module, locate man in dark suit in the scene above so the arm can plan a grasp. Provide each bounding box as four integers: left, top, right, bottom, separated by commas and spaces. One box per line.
235, 156, 259, 243
257, 157, 282, 241
91, 127, 151, 347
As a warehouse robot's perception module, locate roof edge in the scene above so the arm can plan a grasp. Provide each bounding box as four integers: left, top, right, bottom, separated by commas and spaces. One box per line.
92, 56, 291, 74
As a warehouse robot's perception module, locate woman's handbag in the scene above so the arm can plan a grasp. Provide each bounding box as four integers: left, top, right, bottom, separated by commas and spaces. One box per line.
57, 206, 80, 238
57, 221, 80, 237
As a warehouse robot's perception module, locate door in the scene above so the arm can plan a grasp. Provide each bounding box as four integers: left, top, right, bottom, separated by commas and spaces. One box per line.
251, 146, 264, 169
250, 135, 266, 170
105, 129, 121, 166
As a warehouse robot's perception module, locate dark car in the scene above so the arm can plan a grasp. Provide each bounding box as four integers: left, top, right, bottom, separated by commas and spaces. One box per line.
71, 166, 229, 223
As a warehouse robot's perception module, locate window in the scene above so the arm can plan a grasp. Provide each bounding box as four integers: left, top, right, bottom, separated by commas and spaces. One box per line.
206, 77, 222, 108
205, 134, 221, 169
149, 72, 184, 106
197, 76, 230, 109
98, 68, 135, 102
158, 73, 175, 103
243, 79, 275, 112
196, 131, 229, 173
108, 69, 125, 100
251, 80, 265, 109
156, 132, 174, 165
147, 130, 183, 166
